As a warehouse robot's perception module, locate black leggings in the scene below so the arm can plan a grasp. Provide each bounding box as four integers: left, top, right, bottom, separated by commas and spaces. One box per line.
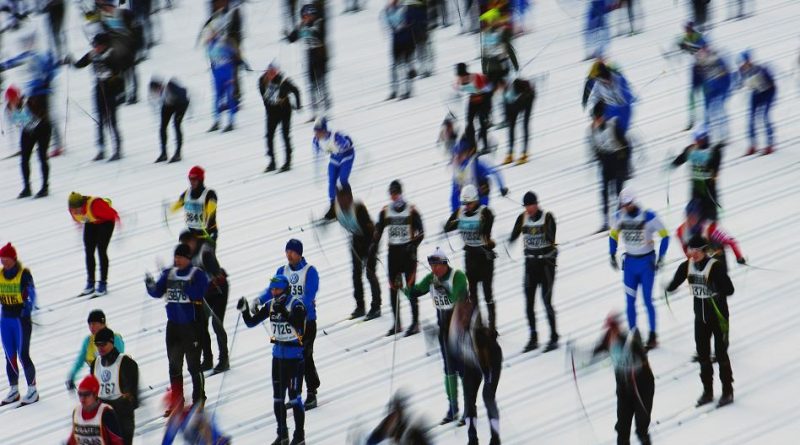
273, 358, 305, 437
160, 102, 188, 155
303, 320, 320, 394
200, 276, 229, 363
166, 321, 204, 402
524, 258, 557, 340
20, 122, 51, 191
266, 106, 292, 164
95, 82, 122, 153
506, 95, 533, 154
83, 222, 114, 283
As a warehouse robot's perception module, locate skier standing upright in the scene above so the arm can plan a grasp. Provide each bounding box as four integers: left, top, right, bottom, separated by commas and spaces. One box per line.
66, 310, 125, 390
3, 85, 51, 199
383, 0, 415, 100
287, 4, 330, 119
670, 127, 722, 220
66, 375, 125, 445
737, 50, 776, 156
695, 44, 731, 143
259, 62, 301, 172
587, 101, 628, 230
676, 199, 746, 273
313, 117, 355, 220
170, 166, 219, 241
90, 327, 139, 445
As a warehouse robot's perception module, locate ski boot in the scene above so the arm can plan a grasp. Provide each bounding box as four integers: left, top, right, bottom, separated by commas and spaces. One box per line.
523, 336, 538, 353
744, 146, 757, 156
718, 386, 734, 407
386, 323, 403, 337
168, 153, 182, 163
271, 435, 289, 445
79, 282, 95, 297
502, 153, 514, 165
93, 151, 106, 161
543, 335, 559, 353
646, 332, 658, 350
323, 200, 336, 220
696, 386, 714, 407
200, 357, 214, 372
17, 187, 32, 199
155, 151, 168, 163
213, 357, 230, 373
208, 122, 220, 132
279, 163, 291, 173
364, 306, 381, 321
34, 186, 48, 199
19, 387, 38, 406
107, 151, 122, 162
304, 392, 318, 410
404, 322, 420, 337
350, 305, 365, 320
762, 145, 774, 155
1, 387, 19, 406
95, 281, 108, 297
440, 404, 459, 425
516, 153, 528, 165
290, 431, 305, 445
222, 123, 234, 133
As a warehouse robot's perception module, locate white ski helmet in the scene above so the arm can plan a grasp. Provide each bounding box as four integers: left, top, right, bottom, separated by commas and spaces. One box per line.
460, 184, 479, 204
427, 247, 449, 265
618, 187, 637, 207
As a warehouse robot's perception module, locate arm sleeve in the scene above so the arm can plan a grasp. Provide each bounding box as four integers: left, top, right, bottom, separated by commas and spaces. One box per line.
170, 192, 185, 213
450, 182, 460, 213
68, 337, 91, 382
242, 303, 270, 327
374, 208, 387, 241
509, 213, 524, 242
710, 225, 744, 260
74, 52, 91, 68
477, 160, 506, 191
408, 273, 433, 298
481, 208, 494, 242
101, 408, 126, 445
609, 227, 620, 256
90, 199, 120, 223
710, 144, 722, 175
204, 190, 218, 231
120, 356, 139, 408
451, 271, 469, 302
201, 251, 221, 277
146, 270, 169, 298
288, 304, 307, 333
411, 208, 424, 244
304, 267, 319, 310
592, 330, 612, 356
710, 263, 735, 297
672, 146, 690, 166
114, 333, 125, 354
357, 204, 375, 238
443, 209, 460, 233
258, 76, 267, 102
665, 261, 689, 292
288, 79, 301, 108
187, 271, 209, 302
546, 212, 557, 245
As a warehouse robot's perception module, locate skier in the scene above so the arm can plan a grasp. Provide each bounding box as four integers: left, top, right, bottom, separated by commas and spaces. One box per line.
383, 0, 415, 100
170, 166, 219, 241
479, 8, 518, 96
145, 244, 209, 413
444, 184, 497, 331
3, 85, 51, 199
694, 44, 731, 143
66, 375, 125, 445
0, 242, 38, 406
408, 0, 433, 78
404, 248, 468, 424
259, 61, 301, 172
503, 77, 535, 165
95, 0, 142, 104
161, 395, 232, 445
608, 188, 669, 349
68, 191, 120, 297
588, 101, 628, 230
670, 126, 722, 220
66, 310, 125, 391
237, 274, 307, 445
676, 199, 746, 273
364, 392, 432, 444
438, 111, 460, 154
454, 63, 492, 154
675, 21, 706, 130
287, 4, 330, 119
737, 50, 776, 156
665, 234, 735, 408
449, 136, 508, 213
90, 327, 139, 445
179, 230, 229, 374
205, 0, 244, 102
690, 0, 710, 31
41, 0, 67, 59
448, 300, 502, 445
313, 117, 355, 220
333, 184, 383, 320
508, 191, 559, 352
203, 30, 239, 132
588, 313, 654, 445
584, 0, 613, 60
72, 31, 124, 161
373, 180, 424, 336
256, 239, 321, 409
586, 62, 635, 139
149, 76, 190, 163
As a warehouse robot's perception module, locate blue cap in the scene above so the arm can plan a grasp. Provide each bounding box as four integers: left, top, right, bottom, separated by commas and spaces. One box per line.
739, 49, 752, 64
285, 239, 303, 255
268, 275, 290, 292
693, 125, 708, 142
313, 116, 328, 132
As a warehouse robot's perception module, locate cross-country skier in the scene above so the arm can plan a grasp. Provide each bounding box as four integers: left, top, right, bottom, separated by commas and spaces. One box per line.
66, 310, 125, 391
373, 180, 424, 336
3, 85, 51, 199
161, 395, 232, 445
670, 126, 722, 220
203, 30, 239, 132
665, 234, 735, 408
454, 63, 492, 154
737, 50, 776, 156
95, 0, 142, 105
179, 230, 229, 374
333, 184, 383, 319
383, 0, 415, 100
675, 22, 706, 130
503, 77, 534, 165
256, 239, 321, 410
364, 392, 432, 444
69, 192, 120, 297
404, 248, 468, 424
287, 4, 330, 119
0, 243, 38, 406
588, 313, 654, 445
609, 188, 669, 349
479, 8, 518, 96
676, 199, 746, 273
41, 0, 67, 59
694, 44, 731, 143
90, 327, 139, 445
313, 117, 355, 220
586, 62, 635, 138
588, 101, 628, 231
170, 166, 219, 241
259, 61, 301, 172
238, 274, 307, 445
584, 0, 614, 60
66, 375, 125, 445
145, 244, 209, 414
444, 184, 497, 331
450, 136, 508, 213
448, 300, 502, 445
149, 76, 190, 163
508, 191, 559, 352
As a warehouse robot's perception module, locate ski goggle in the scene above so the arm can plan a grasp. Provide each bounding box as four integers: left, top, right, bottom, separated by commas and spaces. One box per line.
427, 256, 448, 265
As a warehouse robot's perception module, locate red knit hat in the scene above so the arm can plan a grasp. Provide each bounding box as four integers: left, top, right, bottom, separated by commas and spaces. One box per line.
4, 85, 21, 104
188, 166, 205, 181
0, 243, 17, 260
78, 375, 100, 395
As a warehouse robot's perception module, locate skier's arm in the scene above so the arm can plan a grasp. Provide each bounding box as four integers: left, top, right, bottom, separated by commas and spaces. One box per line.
287, 79, 301, 108
545, 212, 557, 245
73, 52, 92, 68
304, 267, 319, 313
451, 270, 468, 302
258, 76, 267, 103
169, 192, 185, 213
477, 160, 507, 193
67, 336, 91, 383
411, 207, 424, 245
508, 213, 524, 242
407, 273, 433, 298
709, 144, 722, 176
504, 29, 519, 70
146, 270, 169, 298
709, 263, 735, 297
357, 204, 376, 240
114, 333, 125, 354
480, 207, 495, 246
709, 225, 745, 262
647, 212, 670, 260
373, 208, 388, 242
665, 261, 690, 292
119, 356, 139, 408
204, 190, 218, 232
671, 145, 690, 167
185, 271, 209, 303
609, 227, 620, 256
443, 209, 460, 233
242, 302, 270, 327
287, 302, 307, 333
0, 52, 30, 71
450, 182, 461, 213
90, 199, 120, 223
100, 408, 125, 445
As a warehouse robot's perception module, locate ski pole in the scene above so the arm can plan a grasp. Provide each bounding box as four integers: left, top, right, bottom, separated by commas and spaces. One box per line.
212, 311, 241, 419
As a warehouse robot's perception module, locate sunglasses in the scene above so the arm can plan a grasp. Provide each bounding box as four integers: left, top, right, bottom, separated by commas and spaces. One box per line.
78, 391, 94, 398
94, 341, 109, 347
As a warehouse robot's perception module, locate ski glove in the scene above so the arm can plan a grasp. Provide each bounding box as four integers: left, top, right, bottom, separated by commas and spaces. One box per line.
144, 272, 155, 290
236, 297, 249, 313
610, 255, 619, 270
500, 187, 509, 197
65, 380, 75, 391
655, 256, 664, 270
736, 257, 747, 265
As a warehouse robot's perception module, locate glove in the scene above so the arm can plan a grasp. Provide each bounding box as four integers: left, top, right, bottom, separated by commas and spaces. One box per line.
655, 256, 664, 271
236, 297, 249, 313
736, 257, 747, 265
145, 272, 155, 289
272, 296, 288, 315
610, 255, 619, 270
500, 187, 509, 197
65, 380, 75, 391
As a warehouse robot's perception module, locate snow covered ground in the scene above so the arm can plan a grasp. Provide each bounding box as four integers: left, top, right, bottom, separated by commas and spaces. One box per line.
0, 0, 798, 443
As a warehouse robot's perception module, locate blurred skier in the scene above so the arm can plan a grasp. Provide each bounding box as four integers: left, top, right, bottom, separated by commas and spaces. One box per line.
690, 0, 710, 31
203, 31, 239, 132
665, 234, 735, 408
66, 310, 125, 391
438, 111, 460, 154
204, 0, 244, 102
608, 188, 669, 349
404, 248, 468, 424
694, 44, 731, 143
313, 117, 355, 220
170, 166, 219, 241
737, 50, 776, 156
454, 62, 492, 153
66, 375, 125, 445
586, 62, 635, 139
162, 389, 231, 445
479, 8, 518, 95
670, 126, 722, 220
96, 0, 142, 104
149, 76, 190, 163
373, 180, 425, 335
676, 199, 746, 273
508, 191, 559, 352
90, 327, 139, 445
362, 392, 432, 445
259, 61, 301, 172
584, 0, 613, 60
444, 184, 498, 331
503, 77, 534, 165
238, 274, 307, 445
588, 101, 628, 231
287, 4, 330, 119
449, 136, 508, 212
449, 300, 502, 445
3, 85, 50, 199
675, 21, 706, 130
0, 243, 38, 406
383, 0, 415, 100
408, 0, 432, 78
68, 191, 120, 297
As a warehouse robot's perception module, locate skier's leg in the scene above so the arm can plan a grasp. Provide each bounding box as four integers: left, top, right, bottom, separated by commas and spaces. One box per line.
165, 322, 184, 402
483, 364, 501, 440
763, 91, 775, 147
747, 95, 757, 148
524, 259, 538, 339
183, 324, 204, 402
641, 254, 657, 334
614, 382, 634, 444
351, 243, 366, 311
83, 224, 98, 284
18, 316, 35, 386
366, 246, 382, 310
338, 156, 354, 190
96, 222, 114, 283
463, 365, 480, 441
695, 318, 714, 391
266, 109, 280, 162
19, 131, 34, 191
303, 320, 320, 395
634, 370, 654, 444
327, 162, 340, 202
482, 255, 496, 329
272, 358, 289, 438
281, 109, 293, 165
522, 95, 533, 154
1, 317, 20, 386
712, 301, 733, 391
541, 261, 558, 339
159, 106, 172, 156
623, 256, 638, 330
287, 359, 305, 434
34, 124, 50, 191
